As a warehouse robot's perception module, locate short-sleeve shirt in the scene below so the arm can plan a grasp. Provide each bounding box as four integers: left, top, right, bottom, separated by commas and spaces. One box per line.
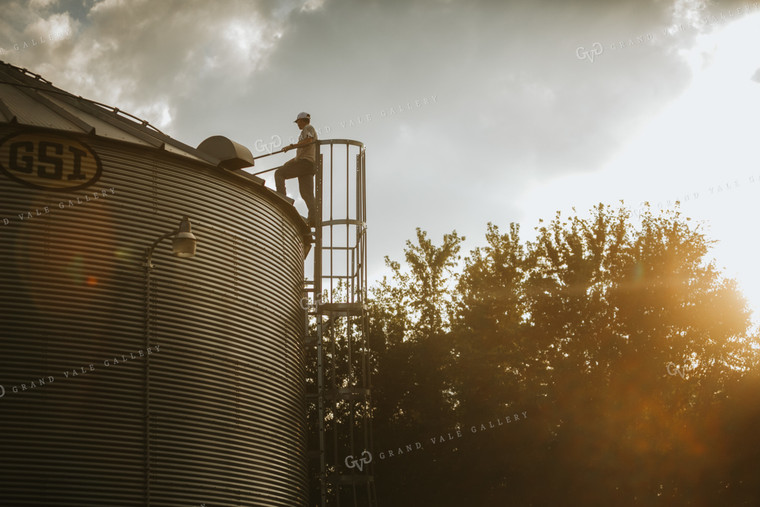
296, 124, 318, 163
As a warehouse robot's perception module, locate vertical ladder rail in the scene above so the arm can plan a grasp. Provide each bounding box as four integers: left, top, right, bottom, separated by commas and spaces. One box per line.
314, 151, 327, 507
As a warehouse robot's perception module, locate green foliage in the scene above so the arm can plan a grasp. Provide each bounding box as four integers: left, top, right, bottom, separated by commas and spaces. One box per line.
368, 203, 760, 506
369, 228, 463, 436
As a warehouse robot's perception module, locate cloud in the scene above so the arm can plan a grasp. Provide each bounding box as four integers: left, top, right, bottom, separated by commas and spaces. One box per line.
1, 0, 301, 134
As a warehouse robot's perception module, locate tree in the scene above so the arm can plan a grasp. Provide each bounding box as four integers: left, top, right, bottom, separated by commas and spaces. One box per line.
368, 228, 464, 505
366, 204, 760, 505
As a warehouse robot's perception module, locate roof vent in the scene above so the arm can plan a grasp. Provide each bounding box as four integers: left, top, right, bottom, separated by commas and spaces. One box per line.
197, 135, 255, 170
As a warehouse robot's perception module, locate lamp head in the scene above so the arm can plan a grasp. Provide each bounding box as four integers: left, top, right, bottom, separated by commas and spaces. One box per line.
172, 216, 197, 258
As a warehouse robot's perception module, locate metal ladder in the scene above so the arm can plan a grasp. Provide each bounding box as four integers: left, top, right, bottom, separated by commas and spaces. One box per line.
303, 139, 378, 506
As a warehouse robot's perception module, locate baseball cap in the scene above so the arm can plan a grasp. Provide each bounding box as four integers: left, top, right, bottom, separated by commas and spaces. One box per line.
294, 112, 310, 122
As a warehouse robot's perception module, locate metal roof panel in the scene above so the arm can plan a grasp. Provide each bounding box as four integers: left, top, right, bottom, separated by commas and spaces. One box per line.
41, 92, 154, 147
0, 61, 225, 167
0, 82, 84, 133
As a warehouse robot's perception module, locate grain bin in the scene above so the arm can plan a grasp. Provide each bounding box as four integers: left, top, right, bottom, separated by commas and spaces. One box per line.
0, 61, 310, 506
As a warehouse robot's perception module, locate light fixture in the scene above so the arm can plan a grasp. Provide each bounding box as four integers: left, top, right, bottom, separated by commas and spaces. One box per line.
141, 215, 196, 498
144, 216, 197, 267
172, 216, 196, 258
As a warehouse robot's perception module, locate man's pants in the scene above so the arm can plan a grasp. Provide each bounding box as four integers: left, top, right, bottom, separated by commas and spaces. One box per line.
275, 158, 316, 219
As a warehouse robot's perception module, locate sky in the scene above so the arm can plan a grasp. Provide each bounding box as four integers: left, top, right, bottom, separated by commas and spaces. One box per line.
2, 0, 760, 324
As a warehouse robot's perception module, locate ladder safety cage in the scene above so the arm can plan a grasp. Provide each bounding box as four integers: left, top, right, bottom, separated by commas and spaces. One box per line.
304, 139, 377, 507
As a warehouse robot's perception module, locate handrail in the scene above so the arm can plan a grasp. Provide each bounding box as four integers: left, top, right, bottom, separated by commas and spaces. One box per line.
250, 139, 363, 176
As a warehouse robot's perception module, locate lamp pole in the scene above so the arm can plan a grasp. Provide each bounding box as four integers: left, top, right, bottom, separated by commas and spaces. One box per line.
142, 216, 196, 505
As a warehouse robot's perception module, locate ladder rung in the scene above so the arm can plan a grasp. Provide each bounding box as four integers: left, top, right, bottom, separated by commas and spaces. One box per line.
305, 388, 370, 401
321, 219, 364, 227
319, 302, 365, 315
336, 387, 371, 400
330, 474, 375, 485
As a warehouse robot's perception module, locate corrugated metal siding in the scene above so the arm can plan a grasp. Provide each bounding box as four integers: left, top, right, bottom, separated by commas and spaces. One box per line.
0, 126, 309, 506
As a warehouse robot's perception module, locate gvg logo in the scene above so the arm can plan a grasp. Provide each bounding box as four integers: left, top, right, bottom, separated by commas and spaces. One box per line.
666, 362, 686, 378
345, 450, 372, 472
0, 132, 103, 191
300, 294, 323, 311
667, 356, 730, 379
576, 42, 603, 63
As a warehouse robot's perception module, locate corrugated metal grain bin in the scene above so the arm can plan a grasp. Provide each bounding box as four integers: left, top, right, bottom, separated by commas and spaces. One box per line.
0, 61, 310, 506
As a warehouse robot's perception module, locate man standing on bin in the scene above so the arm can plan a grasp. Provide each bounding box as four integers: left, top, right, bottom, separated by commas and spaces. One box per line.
276, 112, 318, 225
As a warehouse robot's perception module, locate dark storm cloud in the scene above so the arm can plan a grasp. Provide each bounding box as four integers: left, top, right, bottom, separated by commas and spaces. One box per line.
230, 0, 697, 182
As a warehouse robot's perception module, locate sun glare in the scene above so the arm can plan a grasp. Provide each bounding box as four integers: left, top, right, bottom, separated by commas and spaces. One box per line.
517, 10, 760, 324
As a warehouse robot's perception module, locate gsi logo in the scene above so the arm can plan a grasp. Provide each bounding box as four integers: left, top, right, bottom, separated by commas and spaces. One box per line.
0, 132, 102, 191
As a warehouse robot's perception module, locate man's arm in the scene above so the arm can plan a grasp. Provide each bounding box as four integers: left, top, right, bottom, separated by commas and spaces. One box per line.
284, 133, 315, 152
